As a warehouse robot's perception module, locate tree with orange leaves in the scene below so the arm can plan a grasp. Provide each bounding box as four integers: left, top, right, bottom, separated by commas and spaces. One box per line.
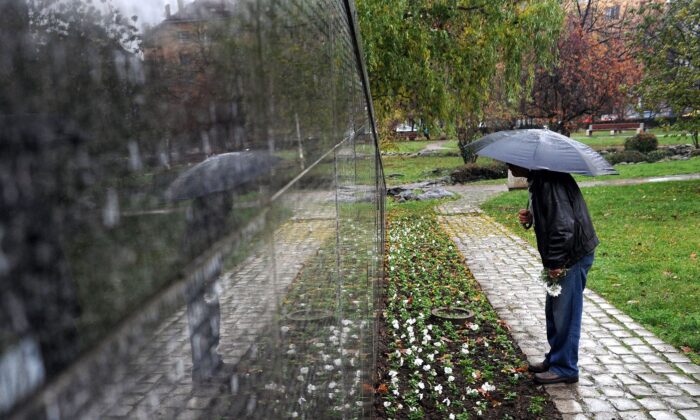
526, 2, 641, 135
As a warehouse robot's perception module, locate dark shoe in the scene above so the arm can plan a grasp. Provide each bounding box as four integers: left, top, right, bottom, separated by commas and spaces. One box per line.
534, 370, 578, 384
192, 361, 235, 390
527, 361, 549, 373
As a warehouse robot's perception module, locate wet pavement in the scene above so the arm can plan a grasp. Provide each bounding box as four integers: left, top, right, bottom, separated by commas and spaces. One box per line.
436, 174, 700, 419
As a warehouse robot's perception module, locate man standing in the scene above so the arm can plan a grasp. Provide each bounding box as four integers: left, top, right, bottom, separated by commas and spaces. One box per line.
509, 164, 599, 385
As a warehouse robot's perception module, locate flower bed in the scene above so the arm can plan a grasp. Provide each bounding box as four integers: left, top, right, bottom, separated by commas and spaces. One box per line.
376, 208, 560, 419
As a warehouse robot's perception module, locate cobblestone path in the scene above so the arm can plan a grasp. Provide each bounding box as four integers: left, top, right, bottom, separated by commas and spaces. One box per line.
94, 216, 336, 419
436, 191, 700, 420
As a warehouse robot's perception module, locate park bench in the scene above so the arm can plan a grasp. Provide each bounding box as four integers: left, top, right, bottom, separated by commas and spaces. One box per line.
586, 122, 645, 136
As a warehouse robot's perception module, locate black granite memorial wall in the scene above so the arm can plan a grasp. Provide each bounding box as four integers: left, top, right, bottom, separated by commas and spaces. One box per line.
0, 0, 385, 417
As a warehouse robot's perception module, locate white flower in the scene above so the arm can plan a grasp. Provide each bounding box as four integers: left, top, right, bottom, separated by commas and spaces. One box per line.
291, 412, 299, 418
423, 364, 431, 371
482, 382, 496, 392
418, 381, 425, 389
281, 326, 290, 333
444, 367, 453, 375
334, 358, 343, 367
307, 384, 317, 393
442, 397, 451, 407
434, 384, 443, 394
392, 319, 400, 329
296, 375, 304, 381
407, 318, 416, 325
342, 319, 352, 326
547, 283, 563, 297
427, 324, 433, 330
388, 370, 398, 377
414, 357, 424, 366
448, 375, 455, 382
383, 401, 391, 408
469, 323, 479, 331
449, 414, 455, 419
427, 354, 434, 362
407, 326, 414, 335
466, 387, 478, 396
392, 389, 399, 396
300, 367, 309, 375
324, 365, 334, 371
328, 381, 337, 389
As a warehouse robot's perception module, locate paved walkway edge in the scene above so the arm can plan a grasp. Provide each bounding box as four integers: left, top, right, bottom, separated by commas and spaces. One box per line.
436, 201, 700, 420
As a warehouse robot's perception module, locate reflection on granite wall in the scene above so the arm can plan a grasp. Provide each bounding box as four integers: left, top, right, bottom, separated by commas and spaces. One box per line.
0, 0, 384, 417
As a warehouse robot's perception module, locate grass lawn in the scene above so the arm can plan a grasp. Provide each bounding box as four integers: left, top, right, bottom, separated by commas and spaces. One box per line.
382, 139, 461, 155
383, 155, 465, 185
571, 156, 700, 183
481, 180, 700, 363
465, 157, 700, 187
571, 128, 694, 150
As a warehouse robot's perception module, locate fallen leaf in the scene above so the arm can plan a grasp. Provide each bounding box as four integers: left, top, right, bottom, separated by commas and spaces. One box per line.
681, 346, 692, 354
691, 252, 697, 261
376, 383, 388, 394
362, 383, 375, 394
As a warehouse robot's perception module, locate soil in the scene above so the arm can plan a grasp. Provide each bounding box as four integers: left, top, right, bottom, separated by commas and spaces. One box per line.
373, 279, 562, 419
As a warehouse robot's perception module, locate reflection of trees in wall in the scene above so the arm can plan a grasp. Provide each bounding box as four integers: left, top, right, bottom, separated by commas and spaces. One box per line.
0, 0, 143, 378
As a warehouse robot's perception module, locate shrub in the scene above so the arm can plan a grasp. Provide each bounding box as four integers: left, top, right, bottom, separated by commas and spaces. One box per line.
645, 149, 672, 162
624, 133, 658, 153
451, 162, 507, 183
606, 150, 647, 165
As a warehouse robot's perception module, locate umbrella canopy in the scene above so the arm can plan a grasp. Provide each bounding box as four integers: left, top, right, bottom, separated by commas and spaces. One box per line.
466, 129, 617, 176
165, 151, 281, 201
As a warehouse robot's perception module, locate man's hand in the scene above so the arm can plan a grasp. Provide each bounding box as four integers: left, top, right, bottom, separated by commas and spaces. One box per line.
548, 268, 565, 278
518, 209, 533, 225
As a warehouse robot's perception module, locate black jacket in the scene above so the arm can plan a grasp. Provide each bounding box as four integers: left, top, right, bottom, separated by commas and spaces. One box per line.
529, 170, 599, 269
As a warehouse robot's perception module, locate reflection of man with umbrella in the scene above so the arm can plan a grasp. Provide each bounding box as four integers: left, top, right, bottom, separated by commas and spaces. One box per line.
467, 129, 616, 385
166, 151, 279, 386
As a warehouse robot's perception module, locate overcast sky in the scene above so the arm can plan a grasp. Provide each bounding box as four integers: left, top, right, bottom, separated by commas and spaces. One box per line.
111, 0, 181, 28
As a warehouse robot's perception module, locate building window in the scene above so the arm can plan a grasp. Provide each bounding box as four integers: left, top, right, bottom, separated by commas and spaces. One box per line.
177, 31, 191, 43
604, 5, 620, 20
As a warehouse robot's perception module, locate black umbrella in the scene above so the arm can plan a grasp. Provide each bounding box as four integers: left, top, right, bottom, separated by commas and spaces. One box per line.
165, 151, 281, 201
466, 129, 617, 176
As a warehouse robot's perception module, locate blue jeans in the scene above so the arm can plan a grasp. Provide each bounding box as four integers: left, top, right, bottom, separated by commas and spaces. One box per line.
544, 253, 594, 377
